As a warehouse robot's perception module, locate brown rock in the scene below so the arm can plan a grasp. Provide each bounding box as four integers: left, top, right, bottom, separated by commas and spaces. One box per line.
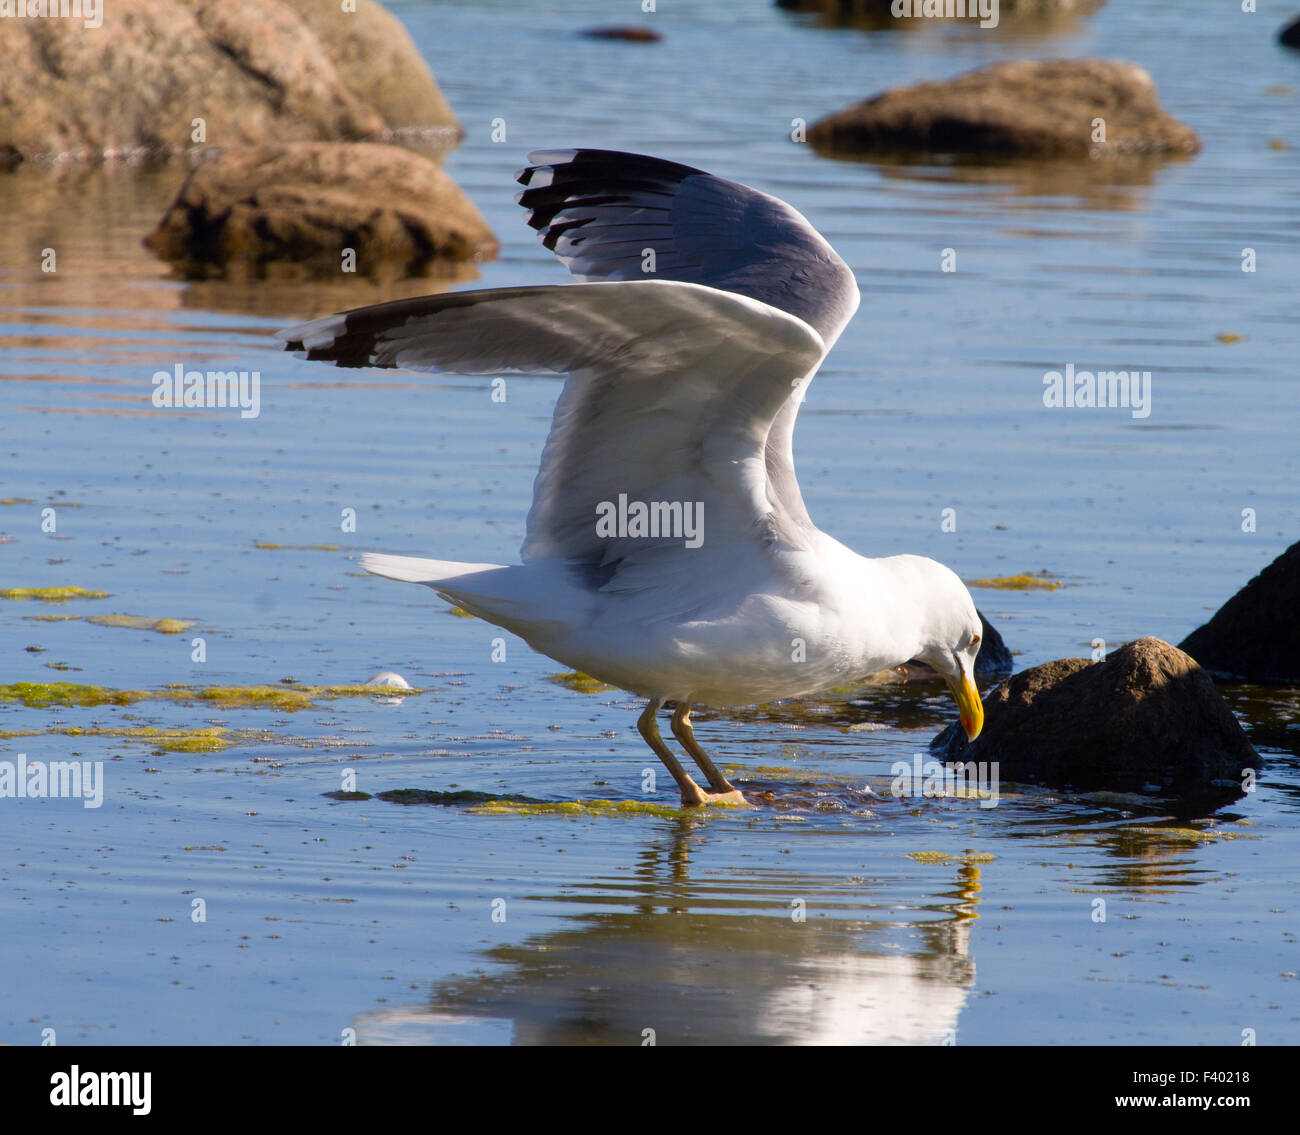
777, 0, 1104, 30
1180, 541, 1300, 685
930, 637, 1260, 804
807, 59, 1201, 159
579, 25, 663, 42
0, 0, 457, 165
144, 143, 498, 277
280, 0, 461, 136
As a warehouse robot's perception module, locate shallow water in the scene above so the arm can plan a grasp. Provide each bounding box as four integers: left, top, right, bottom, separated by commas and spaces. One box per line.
1, 0, 1297, 1045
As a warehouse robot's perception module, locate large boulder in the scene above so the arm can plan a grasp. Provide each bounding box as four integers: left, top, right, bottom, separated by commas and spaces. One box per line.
145, 143, 498, 277
930, 638, 1260, 804
0, 0, 458, 166
807, 59, 1201, 159
1180, 541, 1300, 685
279, 0, 460, 135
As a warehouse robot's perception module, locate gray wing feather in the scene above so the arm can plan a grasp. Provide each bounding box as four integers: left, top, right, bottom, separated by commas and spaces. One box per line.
517, 149, 860, 541
517, 149, 859, 345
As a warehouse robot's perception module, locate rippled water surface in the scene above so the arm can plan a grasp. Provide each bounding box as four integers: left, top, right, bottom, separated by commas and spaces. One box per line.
1, 0, 1297, 1045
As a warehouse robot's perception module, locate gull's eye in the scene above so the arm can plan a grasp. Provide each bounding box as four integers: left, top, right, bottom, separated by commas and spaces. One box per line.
970, 634, 981, 648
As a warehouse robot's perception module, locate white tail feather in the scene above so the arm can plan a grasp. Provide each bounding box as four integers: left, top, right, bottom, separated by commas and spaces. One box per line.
360, 552, 504, 585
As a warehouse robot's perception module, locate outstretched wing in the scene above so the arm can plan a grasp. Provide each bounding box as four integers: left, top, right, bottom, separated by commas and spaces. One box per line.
516, 149, 859, 346
516, 149, 860, 535
279, 279, 826, 567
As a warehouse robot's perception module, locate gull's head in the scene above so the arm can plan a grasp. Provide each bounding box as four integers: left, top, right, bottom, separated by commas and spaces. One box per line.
907, 559, 985, 743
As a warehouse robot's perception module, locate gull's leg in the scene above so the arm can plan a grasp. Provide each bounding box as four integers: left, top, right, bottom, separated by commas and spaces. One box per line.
638, 698, 708, 807
671, 704, 746, 804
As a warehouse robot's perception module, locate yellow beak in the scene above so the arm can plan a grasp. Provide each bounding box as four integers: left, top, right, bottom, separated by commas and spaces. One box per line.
945, 673, 984, 742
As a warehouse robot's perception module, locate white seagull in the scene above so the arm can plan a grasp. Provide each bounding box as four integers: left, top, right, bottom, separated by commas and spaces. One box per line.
280, 149, 984, 807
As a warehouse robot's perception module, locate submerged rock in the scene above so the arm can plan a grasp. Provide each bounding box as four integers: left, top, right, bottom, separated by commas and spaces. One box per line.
1180, 540, 1300, 685
145, 142, 498, 277
930, 638, 1260, 804
777, 0, 1104, 29
0, 0, 458, 165
579, 25, 663, 42
807, 59, 1201, 159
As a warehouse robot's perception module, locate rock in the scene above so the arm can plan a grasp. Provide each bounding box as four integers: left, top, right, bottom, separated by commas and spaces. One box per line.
1281, 16, 1300, 49
807, 59, 1201, 159
777, 0, 1104, 30
971, 611, 1013, 677
930, 638, 1260, 804
144, 142, 498, 276
280, 0, 461, 137
579, 25, 663, 42
0, 0, 458, 165
1180, 541, 1300, 684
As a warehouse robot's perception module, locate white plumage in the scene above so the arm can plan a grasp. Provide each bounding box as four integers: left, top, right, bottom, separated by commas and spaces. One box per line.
281, 149, 985, 806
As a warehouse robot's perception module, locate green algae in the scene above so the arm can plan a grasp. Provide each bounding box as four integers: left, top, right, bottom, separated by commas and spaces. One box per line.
0, 497, 36, 506
469, 798, 695, 818
0, 682, 147, 707
737, 765, 860, 787
25, 614, 82, 622
86, 614, 194, 634
0, 681, 424, 711
254, 542, 342, 552
0, 586, 110, 602
180, 683, 425, 710
546, 671, 615, 694
747, 764, 836, 780
189, 686, 319, 711
0, 724, 241, 752
136, 728, 235, 753
965, 573, 1063, 592
907, 850, 997, 865
446, 606, 476, 618
1123, 826, 1252, 844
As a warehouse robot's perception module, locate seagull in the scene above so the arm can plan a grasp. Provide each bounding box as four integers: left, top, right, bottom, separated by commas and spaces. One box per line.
279, 149, 984, 807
